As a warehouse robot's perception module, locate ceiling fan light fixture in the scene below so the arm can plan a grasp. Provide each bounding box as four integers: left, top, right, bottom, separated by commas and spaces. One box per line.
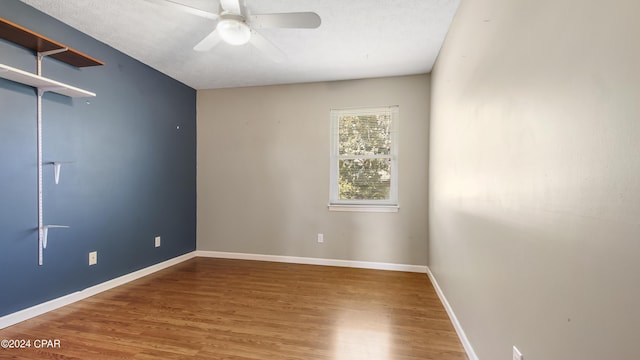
217, 18, 251, 46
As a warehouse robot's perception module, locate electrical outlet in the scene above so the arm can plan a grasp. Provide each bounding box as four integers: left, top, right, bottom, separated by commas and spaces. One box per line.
317, 233, 324, 243
89, 251, 97, 266
155, 236, 161, 248
513, 346, 523, 360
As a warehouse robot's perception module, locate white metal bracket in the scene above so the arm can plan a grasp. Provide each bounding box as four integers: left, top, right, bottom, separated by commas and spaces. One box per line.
38, 48, 68, 57
42, 225, 70, 249
39, 225, 70, 265
34, 47, 68, 266
36, 48, 68, 76
51, 161, 74, 184
37, 90, 44, 265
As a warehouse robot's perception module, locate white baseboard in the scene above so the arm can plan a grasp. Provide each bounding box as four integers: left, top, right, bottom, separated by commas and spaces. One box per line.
1, 250, 427, 330
0, 251, 196, 330
0, 252, 478, 359
426, 267, 478, 360
195, 250, 427, 273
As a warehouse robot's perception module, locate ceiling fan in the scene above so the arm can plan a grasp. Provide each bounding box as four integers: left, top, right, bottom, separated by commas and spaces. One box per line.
146, 0, 321, 62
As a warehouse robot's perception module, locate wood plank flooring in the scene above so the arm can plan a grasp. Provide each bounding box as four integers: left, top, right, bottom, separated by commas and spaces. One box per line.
0, 258, 467, 359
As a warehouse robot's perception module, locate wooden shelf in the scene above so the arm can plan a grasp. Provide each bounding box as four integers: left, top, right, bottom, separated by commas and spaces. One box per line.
0, 63, 95, 97
0, 18, 104, 68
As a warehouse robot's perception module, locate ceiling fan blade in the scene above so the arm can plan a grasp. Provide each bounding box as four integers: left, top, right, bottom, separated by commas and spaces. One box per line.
249, 12, 321, 29
220, 0, 242, 14
249, 30, 286, 63
194, 30, 222, 52
144, 0, 219, 20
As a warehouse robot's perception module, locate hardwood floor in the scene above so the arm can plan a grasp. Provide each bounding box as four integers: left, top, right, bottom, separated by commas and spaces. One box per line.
0, 258, 467, 359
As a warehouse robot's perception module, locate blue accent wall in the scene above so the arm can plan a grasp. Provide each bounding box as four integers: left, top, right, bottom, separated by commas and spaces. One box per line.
0, 1, 197, 316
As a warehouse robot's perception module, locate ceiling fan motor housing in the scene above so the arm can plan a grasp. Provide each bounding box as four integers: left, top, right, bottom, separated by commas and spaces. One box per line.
217, 13, 251, 45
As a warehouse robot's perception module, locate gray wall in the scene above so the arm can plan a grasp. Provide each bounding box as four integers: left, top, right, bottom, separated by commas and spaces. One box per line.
0, 0, 196, 316
429, 0, 640, 359
197, 75, 429, 265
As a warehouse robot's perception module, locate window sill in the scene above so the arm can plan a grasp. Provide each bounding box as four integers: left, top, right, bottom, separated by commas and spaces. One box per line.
328, 204, 399, 213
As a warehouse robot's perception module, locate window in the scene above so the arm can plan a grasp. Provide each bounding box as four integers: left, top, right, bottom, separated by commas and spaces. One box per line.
329, 106, 399, 212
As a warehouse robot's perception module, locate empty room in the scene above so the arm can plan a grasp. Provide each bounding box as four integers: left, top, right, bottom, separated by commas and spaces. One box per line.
0, 0, 638, 359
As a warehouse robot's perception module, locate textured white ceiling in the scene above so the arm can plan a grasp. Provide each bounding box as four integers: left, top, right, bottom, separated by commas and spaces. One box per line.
18, 0, 460, 90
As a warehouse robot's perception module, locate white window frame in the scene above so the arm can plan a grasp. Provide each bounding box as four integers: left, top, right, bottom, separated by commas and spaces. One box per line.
329, 106, 399, 212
